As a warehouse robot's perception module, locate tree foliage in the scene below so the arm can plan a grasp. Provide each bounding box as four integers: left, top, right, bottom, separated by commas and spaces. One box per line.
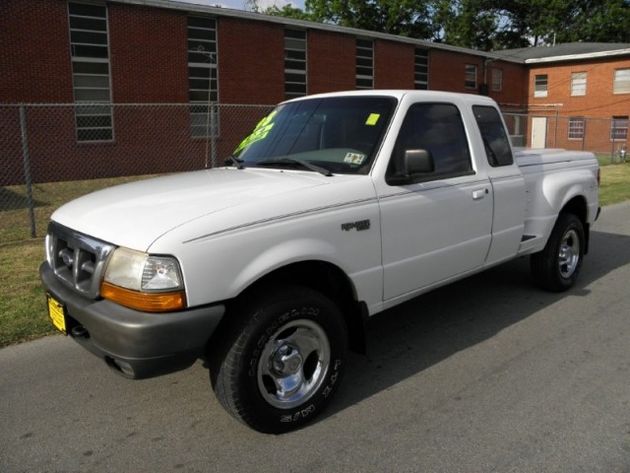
303, 0, 435, 38
432, 0, 500, 50
555, 0, 630, 43
250, 0, 630, 50
263, 4, 312, 20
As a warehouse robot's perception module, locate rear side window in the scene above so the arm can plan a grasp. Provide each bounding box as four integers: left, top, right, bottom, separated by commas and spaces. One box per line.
387, 103, 473, 182
473, 105, 513, 167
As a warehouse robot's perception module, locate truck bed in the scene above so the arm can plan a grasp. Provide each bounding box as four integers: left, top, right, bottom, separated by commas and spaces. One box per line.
514, 147, 596, 167
512, 147, 599, 255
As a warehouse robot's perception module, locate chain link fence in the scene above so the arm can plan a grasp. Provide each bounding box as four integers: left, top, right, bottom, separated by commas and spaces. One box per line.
2, 104, 628, 244
1, 103, 274, 243
503, 112, 629, 161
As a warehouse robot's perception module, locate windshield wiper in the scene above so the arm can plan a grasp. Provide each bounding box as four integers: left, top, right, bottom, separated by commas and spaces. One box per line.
256, 158, 333, 176
225, 155, 245, 169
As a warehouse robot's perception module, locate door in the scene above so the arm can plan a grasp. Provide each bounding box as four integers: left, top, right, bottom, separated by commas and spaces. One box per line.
378, 102, 493, 301
531, 117, 547, 148
472, 105, 526, 265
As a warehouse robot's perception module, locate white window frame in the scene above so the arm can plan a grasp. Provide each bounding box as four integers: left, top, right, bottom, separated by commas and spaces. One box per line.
284, 29, 307, 99
414, 48, 429, 90
491, 68, 502, 92
187, 16, 219, 138
465, 64, 477, 89
534, 74, 548, 98
356, 39, 374, 90
568, 117, 585, 140
68, 1, 114, 143
613, 69, 630, 94
570, 72, 587, 96
611, 115, 629, 141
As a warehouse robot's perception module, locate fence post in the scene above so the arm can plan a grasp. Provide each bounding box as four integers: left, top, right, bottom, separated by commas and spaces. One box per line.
210, 102, 217, 168
19, 105, 36, 238
554, 109, 559, 148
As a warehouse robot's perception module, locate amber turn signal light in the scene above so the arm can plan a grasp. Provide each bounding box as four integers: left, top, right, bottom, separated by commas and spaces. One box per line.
100, 282, 186, 312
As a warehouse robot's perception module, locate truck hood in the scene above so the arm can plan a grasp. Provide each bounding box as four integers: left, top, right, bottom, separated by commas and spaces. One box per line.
51, 168, 332, 251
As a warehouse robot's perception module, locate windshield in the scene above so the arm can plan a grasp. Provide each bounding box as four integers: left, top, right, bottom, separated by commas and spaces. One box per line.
233, 96, 397, 174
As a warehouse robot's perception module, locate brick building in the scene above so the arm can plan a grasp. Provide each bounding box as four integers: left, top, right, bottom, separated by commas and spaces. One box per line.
493, 43, 630, 152
0, 0, 530, 107
0, 0, 629, 184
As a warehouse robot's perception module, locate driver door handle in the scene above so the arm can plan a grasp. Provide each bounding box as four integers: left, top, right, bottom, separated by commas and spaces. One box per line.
472, 188, 488, 200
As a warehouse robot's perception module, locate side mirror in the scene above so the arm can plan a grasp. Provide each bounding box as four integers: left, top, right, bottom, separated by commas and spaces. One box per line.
387, 149, 435, 185
405, 149, 434, 175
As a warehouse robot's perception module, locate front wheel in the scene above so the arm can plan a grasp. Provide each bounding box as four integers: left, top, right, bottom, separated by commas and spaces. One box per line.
530, 213, 585, 292
210, 285, 347, 433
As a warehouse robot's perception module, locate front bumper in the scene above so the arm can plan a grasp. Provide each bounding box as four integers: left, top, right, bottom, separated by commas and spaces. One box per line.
40, 262, 225, 379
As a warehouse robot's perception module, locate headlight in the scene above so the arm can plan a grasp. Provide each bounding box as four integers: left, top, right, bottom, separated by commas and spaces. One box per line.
104, 248, 183, 291
101, 247, 185, 312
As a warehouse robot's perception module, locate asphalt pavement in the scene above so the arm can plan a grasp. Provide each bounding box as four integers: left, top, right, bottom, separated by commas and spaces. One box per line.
2, 203, 630, 473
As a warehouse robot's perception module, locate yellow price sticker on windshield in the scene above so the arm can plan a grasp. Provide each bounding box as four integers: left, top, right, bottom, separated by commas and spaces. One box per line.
365, 113, 380, 126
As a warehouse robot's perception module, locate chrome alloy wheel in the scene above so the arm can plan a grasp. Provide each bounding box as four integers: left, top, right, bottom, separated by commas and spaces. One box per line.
257, 319, 331, 409
558, 228, 580, 278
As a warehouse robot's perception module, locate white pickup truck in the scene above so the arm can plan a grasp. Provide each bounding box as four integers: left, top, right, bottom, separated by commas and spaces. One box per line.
41, 90, 600, 433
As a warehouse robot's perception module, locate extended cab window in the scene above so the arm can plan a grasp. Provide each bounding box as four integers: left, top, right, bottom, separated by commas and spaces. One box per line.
473, 105, 514, 167
387, 103, 473, 183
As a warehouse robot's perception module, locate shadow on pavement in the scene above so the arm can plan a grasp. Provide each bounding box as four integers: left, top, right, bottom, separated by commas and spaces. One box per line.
322, 229, 630, 420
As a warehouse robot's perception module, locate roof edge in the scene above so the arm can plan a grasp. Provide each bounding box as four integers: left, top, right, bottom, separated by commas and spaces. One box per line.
112, 0, 524, 64
525, 48, 630, 64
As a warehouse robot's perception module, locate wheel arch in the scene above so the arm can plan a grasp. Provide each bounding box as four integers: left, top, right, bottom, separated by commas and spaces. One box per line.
227, 260, 368, 354
558, 195, 590, 254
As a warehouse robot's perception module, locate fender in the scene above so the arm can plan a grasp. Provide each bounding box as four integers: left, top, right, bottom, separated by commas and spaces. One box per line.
229, 238, 354, 298
538, 170, 593, 246
541, 169, 594, 218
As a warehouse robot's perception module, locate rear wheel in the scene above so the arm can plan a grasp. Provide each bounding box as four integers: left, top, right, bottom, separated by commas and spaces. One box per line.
531, 213, 585, 292
210, 285, 347, 433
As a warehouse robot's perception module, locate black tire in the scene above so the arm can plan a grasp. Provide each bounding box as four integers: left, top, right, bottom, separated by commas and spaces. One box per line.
530, 213, 585, 292
209, 285, 347, 434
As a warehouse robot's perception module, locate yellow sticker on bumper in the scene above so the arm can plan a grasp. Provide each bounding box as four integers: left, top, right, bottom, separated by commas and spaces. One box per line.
47, 295, 67, 335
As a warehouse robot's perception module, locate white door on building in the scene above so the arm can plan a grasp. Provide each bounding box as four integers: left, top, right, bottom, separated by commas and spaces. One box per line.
531, 117, 547, 148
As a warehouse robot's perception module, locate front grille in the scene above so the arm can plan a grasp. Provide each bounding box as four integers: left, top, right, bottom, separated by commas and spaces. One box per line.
46, 222, 115, 299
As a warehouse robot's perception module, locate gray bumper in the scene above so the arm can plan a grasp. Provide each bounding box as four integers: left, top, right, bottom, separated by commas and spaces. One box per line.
40, 262, 225, 378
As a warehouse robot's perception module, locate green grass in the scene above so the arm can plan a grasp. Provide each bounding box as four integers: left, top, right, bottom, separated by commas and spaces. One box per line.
0, 240, 51, 346
0, 175, 153, 347
1, 165, 629, 348
1, 175, 153, 243
599, 162, 630, 206
596, 154, 613, 167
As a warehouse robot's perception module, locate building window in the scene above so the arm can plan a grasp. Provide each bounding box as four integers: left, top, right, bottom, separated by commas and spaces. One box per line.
613, 69, 630, 94
571, 72, 587, 96
568, 117, 585, 140
611, 116, 629, 141
68, 2, 113, 142
284, 29, 307, 99
414, 48, 428, 90
491, 68, 502, 92
465, 64, 477, 89
356, 39, 373, 89
188, 16, 218, 138
534, 74, 548, 98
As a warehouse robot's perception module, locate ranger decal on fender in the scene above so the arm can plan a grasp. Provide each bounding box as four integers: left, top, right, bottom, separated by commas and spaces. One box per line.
341, 219, 371, 232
